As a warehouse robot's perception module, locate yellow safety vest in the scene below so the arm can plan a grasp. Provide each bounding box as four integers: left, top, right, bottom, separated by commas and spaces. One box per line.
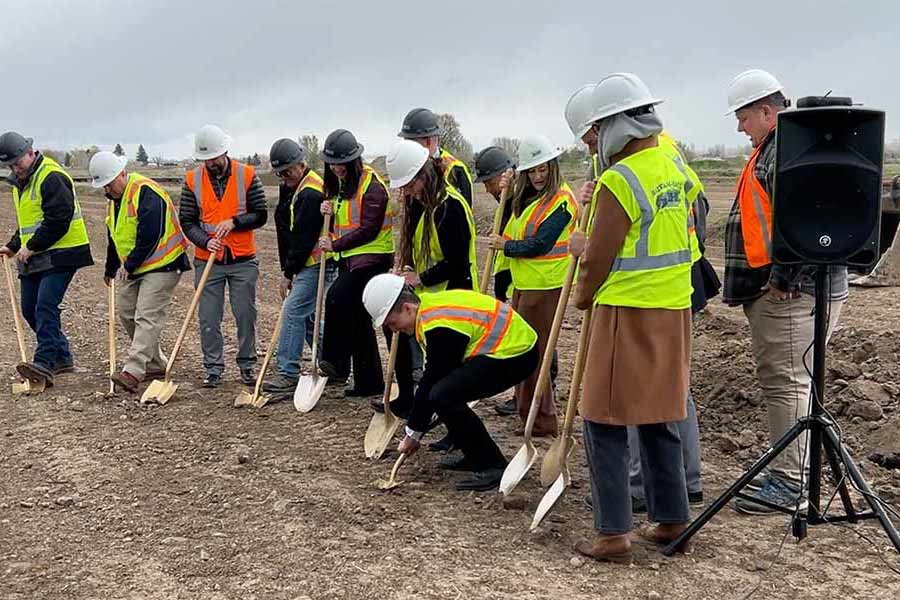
508, 182, 577, 290
106, 173, 187, 275
287, 169, 332, 268
593, 145, 694, 309
12, 156, 89, 251
333, 165, 394, 259
412, 187, 478, 293
440, 149, 474, 203
415, 289, 537, 360
588, 133, 701, 264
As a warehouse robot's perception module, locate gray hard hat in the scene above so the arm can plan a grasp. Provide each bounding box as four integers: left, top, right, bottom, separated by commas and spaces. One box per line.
0, 132, 34, 166
322, 129, 364, 165
270, 138, 306, 173
398, 108, 443, 139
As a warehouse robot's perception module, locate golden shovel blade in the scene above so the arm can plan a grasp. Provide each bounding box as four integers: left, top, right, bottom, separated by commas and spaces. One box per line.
233, 390, 257, 408
530, 466, 570, 531
12, 378, 45, 395
540, 435, 576, 487
140, 379, 178, 405
374, 454, 407, 490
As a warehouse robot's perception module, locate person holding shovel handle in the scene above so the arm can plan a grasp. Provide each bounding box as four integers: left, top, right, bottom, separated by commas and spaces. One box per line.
363, 274, 538, 491
570, 73, 695, 563
486, 135, 578, 437
89, 151, 190, 393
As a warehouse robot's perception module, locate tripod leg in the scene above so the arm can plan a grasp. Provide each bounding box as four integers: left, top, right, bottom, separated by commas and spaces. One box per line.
663, 420, 809, 557
825, 426, 900, 553
821, 425, 858, 523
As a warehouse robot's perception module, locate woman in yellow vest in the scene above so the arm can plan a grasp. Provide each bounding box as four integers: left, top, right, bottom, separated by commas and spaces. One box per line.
317, 129, 395, 397
89, 151, 190, 393
570, 73, 693, 563
486, 134, 577, 436
0, 132, 93, 388
363, 274, 539, 491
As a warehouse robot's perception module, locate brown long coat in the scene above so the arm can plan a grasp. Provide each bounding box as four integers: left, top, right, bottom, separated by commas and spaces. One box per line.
573, 137, 691, 426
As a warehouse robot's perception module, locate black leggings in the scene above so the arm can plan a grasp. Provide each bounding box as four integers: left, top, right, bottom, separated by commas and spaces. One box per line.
321, 260, 390, 392
429, 346, 539, 470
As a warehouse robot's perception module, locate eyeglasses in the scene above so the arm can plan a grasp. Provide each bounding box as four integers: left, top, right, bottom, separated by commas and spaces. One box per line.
275, 169, 290, 178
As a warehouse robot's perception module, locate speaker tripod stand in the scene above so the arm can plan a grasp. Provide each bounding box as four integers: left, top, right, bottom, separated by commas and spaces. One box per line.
663, 265, 900, 556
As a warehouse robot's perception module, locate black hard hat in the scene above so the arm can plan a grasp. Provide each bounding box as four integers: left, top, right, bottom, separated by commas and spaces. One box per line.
474, 146, 515, 182
0, 131, 34, 166
398, 108, 443, 139
322, 129, 364, 164
269, 138, 306, 173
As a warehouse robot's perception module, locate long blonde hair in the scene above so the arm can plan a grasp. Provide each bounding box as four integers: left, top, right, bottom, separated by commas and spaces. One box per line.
398, 158, 447, 270
512, 158, 561, 217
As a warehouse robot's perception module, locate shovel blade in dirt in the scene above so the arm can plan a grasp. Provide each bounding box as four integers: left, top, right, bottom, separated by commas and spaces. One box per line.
11, 378, 44, 395
530, 467, 570, 531
499, 441, 537, 496
363, 383, 401, 459
375, 453, 407, 490
233, 389, 258, 408
540, 435, 576, 487
293, 373, 328, 413
141, 380, 178, 405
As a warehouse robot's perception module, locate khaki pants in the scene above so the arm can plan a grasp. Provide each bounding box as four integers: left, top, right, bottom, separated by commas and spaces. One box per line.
743, 293, 844, 484
117, 271, 181, 379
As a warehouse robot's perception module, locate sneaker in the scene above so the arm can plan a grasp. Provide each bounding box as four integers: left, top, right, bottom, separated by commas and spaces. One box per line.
746, 470, 770, 492
455, 467, 504, 491
52, 360, 75, 375
734, 474, 807, 515
240, 368, 256, 386
110, 371, 140, 393
494, 397, 517, 416
369, 397, 411, 420
318, 360, 343, 380
688, 491, 704, 506
202, 373, 223, 388
262, 374, 298, 394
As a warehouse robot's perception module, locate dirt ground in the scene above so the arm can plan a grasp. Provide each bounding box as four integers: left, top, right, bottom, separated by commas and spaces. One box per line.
1, 181, 900, 600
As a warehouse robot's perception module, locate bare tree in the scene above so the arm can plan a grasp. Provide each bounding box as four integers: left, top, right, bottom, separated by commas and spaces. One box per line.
491, 136, 520, 160
299, 134, 322, 172
437, 113, 473, 163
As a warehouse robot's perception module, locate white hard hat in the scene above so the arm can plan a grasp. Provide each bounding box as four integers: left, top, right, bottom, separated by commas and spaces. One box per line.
565, 83, 597, 141
589, 72, 663, 124
516, 135, 563, 172
193, 124, 232, 160
386, 140, 429, 189
726, 69, 784, 114
363, 273, 406, 328
89, 151, 128, 188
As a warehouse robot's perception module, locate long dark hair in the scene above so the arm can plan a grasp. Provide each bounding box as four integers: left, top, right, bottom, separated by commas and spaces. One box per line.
398, 158, 447, 270
511, 158, 561, 217
323, 157, 363, 199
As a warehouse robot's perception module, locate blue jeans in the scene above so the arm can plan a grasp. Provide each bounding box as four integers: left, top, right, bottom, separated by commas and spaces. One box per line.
19, 268, 76, 370
276, 262, 337, 378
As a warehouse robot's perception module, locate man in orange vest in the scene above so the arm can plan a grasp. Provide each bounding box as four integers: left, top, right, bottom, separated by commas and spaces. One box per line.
723, 70, 847, 514
179, 125, 269, 388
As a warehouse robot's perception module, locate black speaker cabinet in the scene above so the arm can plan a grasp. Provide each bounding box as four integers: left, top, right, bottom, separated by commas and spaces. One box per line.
772, 98, 884, 268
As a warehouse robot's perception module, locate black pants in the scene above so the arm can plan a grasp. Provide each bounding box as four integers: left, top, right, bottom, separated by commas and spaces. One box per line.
430, 345, 539, 471
321, 261, 389, 392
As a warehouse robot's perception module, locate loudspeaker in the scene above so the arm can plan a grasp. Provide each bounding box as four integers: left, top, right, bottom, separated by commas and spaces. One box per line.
772, 96, 884, 268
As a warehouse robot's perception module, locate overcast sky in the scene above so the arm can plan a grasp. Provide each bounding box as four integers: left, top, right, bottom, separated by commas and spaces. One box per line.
3, 0, 898, 161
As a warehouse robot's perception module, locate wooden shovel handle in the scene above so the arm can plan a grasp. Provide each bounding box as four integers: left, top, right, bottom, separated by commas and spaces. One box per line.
2, 256, 28, 363
108, 281, 116, 394
521, 200, 593, 441
253, 299, 286, 397
310, 214, 332, 365
558, 306, 593, 455
381, 334, 400, 419
479, 182, 511, 294
164, 252, 217, 379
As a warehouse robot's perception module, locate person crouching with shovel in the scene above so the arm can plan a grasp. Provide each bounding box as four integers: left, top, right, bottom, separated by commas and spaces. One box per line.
362, 273, 538, 491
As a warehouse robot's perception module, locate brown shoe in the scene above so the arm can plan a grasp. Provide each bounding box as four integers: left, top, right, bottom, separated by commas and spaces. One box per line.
637, 523, 692, 554
574, 534, 633, 563
110, 371, 140, 393
143, 368, 166, 381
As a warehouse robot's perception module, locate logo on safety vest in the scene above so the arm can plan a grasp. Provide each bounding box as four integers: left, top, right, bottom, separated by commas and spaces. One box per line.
656, 190, 681, 210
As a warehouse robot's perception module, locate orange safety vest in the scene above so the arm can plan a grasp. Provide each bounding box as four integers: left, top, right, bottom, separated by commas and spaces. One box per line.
736, 141, 773, 268
185, 159, 256, 262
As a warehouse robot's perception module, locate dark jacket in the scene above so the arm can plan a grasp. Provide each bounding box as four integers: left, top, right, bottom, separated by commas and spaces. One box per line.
274, 172, 327, 279
178, 159, 268, 264
446, 163, 473, 207
5, 153, 93, 276
408, 327, 468, 431
104, 185, 190, 280
408, 193, 474, 290
503, 202, 572, 258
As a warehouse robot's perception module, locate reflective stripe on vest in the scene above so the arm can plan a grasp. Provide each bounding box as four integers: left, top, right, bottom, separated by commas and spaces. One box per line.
606, 163, 692, 272
108, 173, 187, 274
287, 170, 330, 267
333, 165, 394, 259
194, 161, 248, 235
13, 156, 89, 251
414, 290, 536, 360
736, 142, 773, 268
187, 160, 256, 260
508, 183, 577, 290
440, 148, 474, 203
412, 187, 478, 292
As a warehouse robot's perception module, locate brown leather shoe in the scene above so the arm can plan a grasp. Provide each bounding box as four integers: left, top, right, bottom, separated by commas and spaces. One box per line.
574, 534, 633, 563
110, 371, 140, 393
143, 368, 166, 381
637, 523, 692, 554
